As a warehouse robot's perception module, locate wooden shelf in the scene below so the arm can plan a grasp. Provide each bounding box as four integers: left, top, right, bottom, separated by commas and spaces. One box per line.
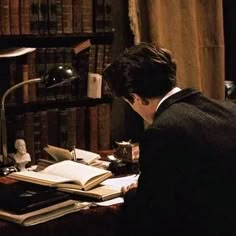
0, 32, 114, 48
5, 96, 113, 114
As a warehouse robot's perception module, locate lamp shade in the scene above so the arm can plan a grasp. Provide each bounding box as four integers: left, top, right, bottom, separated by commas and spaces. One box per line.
43, 65, 80, 88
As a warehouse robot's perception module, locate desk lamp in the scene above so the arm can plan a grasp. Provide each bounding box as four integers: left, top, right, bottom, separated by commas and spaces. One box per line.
0, 65, 79, 169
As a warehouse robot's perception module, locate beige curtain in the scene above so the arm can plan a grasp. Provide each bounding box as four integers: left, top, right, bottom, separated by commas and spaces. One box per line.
129, 0, 225, 100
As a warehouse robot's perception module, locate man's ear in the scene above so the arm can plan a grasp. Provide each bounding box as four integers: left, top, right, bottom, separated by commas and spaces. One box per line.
132, 93, 149, 105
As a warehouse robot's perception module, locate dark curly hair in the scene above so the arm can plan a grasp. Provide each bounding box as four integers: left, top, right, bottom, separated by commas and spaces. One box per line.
103, 42, 177, 103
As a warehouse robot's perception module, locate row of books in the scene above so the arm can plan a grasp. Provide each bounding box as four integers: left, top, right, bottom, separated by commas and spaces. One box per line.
0, 42, 112, 104
6, 103, 111, 164
0, 0, 113, 36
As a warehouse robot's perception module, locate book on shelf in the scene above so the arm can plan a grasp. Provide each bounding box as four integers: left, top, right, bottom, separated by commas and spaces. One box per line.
20, 0, 30, 35
10, 0, 20, 35
9, 160, 112, 191
44, 144, 101, 165
0, 199, 90, 226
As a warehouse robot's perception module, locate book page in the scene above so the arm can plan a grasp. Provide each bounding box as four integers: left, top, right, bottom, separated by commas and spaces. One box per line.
72, 148, 101, 164
101, 174, 139, 188
44, 145, 72, 162
42, 160, 111, 187
9, 171, 71, 186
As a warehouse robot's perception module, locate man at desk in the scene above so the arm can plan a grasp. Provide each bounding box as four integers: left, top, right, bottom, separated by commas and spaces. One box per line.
103, 42, 236, 235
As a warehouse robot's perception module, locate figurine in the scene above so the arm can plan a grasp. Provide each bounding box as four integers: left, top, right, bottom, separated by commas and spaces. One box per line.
13, 139, 31, 171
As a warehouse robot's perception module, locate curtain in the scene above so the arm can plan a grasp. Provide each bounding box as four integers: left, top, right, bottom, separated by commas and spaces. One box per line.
128, 0, 225, 100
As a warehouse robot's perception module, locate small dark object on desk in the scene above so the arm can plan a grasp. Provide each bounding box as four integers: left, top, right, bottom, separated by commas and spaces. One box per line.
0, 181, 70, 214
108, 159, 139, 176
0, 166, 18, 176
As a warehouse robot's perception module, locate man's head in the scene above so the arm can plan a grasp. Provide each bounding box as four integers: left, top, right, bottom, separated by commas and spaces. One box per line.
103, 42, 177, 104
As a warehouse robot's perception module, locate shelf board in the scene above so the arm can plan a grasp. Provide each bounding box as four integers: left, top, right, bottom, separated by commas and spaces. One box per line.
5, 96, 113, 114
0, 32, 114, 48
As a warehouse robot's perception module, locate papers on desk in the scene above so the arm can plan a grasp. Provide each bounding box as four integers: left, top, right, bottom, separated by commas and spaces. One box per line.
101, 174, 139, 188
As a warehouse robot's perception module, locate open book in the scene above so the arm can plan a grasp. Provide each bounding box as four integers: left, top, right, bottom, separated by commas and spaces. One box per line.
9, 160, 112, 191
44, 144, 101, 165
0, 200, 90, 226
58, 174, 140, 201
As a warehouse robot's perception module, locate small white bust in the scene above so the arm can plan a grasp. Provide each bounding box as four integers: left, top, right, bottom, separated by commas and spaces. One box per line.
13, 139, 31, 171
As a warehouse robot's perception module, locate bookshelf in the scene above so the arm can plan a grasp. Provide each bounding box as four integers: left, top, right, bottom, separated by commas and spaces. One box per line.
0, 0, 114, 164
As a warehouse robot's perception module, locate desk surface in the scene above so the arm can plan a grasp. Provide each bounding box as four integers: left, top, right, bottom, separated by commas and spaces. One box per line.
0, 204, 122, 236
0, 176, 123, 236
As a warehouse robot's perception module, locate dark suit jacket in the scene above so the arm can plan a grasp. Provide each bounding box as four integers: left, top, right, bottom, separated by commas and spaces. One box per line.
122, 88, 236, 236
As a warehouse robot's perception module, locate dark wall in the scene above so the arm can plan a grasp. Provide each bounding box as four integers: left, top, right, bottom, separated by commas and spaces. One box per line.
223, 0, 236, 82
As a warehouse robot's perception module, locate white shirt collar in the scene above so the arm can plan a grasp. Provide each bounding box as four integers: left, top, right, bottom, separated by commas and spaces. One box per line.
156, 87, 181, 111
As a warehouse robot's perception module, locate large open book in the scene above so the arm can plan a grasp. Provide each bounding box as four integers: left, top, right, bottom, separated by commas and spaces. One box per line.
9, 160, 112, 191
58, 174, 140, 201
44, 144, 101, 165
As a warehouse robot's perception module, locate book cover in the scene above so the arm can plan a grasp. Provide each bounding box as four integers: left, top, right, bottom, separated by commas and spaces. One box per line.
0, 182, 70, 214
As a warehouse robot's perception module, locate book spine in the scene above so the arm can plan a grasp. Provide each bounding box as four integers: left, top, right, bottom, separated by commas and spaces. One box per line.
38, 0, 49, 35
22, 64, 29, 104
56, 0, 63, 34
76, 106, 86, 149
67, 107, 77, 150
48, 0, 57, 35
39, 110, 49, 159
35, 48, 47, 102
88, 106, 98, 153
0, 0, 10, 35
30, 0, 40, 35
58, 108, 68, 148
98, 103, 111, 150
34, 112, 42, 162
81, 0, 93, 33
20, 0, 30, 35
93, 0, 104, 33
95, 44, 105, 75
27, 50, 37, 102
47, 108, 59, 147
10, 0, 20, 35
62, 0, 73, 34
8, 58, 17, 104
24, 112, 35, 164
72, 0, 82, 33
104, 0, 113, 32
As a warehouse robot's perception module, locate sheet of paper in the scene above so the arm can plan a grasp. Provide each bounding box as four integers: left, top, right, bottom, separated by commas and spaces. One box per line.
95, 197, 124, 206
101, 174, 139, 188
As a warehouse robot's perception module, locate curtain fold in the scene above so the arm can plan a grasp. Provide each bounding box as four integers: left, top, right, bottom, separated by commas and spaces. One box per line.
128, 0, 225, 100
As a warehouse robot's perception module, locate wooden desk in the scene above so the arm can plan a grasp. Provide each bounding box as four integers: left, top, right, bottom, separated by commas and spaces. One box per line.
0, 204, 122, 236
